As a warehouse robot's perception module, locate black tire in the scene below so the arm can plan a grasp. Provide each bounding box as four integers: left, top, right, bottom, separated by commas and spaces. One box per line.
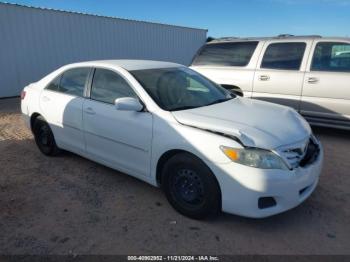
161, 153, 221, 219
33, 116, 61, 156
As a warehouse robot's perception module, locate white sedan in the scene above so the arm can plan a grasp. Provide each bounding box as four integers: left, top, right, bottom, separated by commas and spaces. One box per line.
21, 60, 323, 219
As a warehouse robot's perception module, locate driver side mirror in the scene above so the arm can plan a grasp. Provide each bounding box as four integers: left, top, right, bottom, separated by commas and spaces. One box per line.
114, 97, 144, 112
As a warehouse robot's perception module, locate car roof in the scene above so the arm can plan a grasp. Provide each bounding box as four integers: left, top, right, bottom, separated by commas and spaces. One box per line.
66, 59, 183, 71
207, 35, 350, 44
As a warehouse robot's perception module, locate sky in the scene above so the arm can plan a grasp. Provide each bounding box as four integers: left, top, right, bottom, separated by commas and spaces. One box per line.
2, 0, 350, 37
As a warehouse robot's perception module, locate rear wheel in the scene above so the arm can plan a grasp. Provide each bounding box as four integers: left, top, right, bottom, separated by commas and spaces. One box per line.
33, 116, 60, 156
161, 153, 221, 219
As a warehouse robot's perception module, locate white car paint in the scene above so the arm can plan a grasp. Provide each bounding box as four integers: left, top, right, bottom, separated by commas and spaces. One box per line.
172, 97, 311, 149
21, 60, 323, 218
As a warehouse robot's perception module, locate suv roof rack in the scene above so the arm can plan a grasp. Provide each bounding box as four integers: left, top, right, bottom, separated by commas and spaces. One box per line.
210, 37, 239, 42
276, 34, 322, 38
208, 35, 323, 43
277, 34, 295, 38
209, 36, 260, 43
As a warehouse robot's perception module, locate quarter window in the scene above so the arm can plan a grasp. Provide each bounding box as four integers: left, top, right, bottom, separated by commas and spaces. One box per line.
261, 42, 306, 70
311, 42, 350, 72
46, 75, 61, 91
192, 41, 258, 66
91, 69, 137, 104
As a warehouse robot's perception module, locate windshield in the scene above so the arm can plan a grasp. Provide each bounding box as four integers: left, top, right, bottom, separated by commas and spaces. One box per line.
130, 67, 233, 111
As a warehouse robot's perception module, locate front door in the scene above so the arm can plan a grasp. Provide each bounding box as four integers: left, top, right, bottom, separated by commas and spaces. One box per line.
83, 68, 153, 177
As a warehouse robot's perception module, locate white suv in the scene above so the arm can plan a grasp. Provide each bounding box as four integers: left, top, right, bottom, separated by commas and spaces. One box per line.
191, 35, 350, 129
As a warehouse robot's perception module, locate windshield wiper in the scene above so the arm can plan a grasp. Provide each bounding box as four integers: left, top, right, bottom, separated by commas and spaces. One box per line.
206, 97, 233, 106
170, 96, 233, 111
170, 105, 199, 111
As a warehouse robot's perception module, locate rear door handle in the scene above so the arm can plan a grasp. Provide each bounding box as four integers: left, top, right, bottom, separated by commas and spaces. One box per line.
259, 75, 270, 81
84, 107, 96, 115
307, 77, 319, 84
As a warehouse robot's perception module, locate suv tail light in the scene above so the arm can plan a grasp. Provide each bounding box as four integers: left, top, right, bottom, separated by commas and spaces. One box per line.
20, 90, 26, 100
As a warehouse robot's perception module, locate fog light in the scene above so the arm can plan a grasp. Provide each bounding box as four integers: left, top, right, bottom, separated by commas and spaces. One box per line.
258, 197, 276, 209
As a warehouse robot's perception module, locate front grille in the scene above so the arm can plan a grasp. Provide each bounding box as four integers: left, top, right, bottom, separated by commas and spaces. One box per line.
277, 137, 319, 169
281, 147, 306, 168
299, 139, 320, 167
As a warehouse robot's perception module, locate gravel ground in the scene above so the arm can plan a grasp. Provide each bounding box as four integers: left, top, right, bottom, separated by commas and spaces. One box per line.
0, 98, 349, 255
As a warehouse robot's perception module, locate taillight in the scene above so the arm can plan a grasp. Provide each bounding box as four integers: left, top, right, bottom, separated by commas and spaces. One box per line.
21, 90, 26, 100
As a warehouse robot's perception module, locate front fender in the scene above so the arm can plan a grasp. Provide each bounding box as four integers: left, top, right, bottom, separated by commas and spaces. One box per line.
150, 115, 242, 183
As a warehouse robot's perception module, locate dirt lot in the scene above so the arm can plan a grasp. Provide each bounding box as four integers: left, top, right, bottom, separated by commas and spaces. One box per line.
0, 98, 349, 255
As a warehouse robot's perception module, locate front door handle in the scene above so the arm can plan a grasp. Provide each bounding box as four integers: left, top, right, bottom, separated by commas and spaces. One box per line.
307, 77, 319, 84
84, 107, 96, 115
259, 75, 270, 81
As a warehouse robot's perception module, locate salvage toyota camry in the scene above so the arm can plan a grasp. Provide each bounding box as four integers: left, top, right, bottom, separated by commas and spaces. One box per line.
21, 60, 323, 219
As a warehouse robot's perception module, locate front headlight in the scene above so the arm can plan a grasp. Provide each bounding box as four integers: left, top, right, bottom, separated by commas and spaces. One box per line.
220, 146, 288, 170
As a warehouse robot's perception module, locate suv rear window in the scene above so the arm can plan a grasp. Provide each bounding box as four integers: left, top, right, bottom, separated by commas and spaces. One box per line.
311, 42, 350, 72
261, 42, 306, 70
192, 41, 258, 67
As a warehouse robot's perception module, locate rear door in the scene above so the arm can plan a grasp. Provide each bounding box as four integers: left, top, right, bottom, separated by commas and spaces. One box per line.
191, 41, 261, 97
301, 41, 350, 126
39, 67, 91, 154
252, 40, 312, 110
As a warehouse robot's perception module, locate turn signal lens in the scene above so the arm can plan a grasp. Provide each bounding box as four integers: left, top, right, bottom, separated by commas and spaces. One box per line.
221, 147, 239, 161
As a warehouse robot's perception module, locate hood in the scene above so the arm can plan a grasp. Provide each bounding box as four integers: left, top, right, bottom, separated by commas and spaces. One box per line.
171, 97, 311, 149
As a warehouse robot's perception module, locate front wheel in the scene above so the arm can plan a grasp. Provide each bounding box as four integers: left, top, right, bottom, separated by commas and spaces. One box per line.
33, 116, 61, 156
161, 153, 221, 219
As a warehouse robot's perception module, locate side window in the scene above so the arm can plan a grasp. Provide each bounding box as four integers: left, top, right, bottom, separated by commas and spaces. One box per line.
192, 41, 258, 66
59, 68, 90, 97
261, 42, 306, 70
46, 75, 61, 91
311, 42, 350, 72
91, 68, 137, 104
